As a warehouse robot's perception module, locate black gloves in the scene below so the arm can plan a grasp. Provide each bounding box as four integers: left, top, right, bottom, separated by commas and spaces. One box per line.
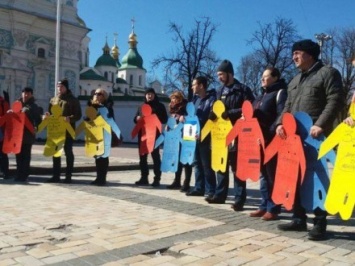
221, 111, 229, 120
208, 112, 217, 121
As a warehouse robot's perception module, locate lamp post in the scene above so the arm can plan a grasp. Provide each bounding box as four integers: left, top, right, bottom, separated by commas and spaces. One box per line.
315, 33, 332, 61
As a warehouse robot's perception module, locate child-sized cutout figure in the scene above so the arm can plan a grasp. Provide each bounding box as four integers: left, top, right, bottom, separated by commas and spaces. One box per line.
180, 102, 200, 165
226, 100, 264, 182
37, 105, 75, 157
318, 103, 355, 220
97, 107, 121, 158
0, 101, 34, 154
131, 104, 162, 155
155, 117, 183, 173
295, 112, 335, 212
264, 112, 306, 211
201, 100, 232, 172
76, 107, 111, 157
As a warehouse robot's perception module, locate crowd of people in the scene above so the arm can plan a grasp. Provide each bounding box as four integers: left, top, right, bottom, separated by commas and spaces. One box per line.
0, 39, 354, 242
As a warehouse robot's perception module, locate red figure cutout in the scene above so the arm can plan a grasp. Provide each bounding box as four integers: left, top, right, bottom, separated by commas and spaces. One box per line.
264, 112, 306, 210
226, 100, 265, 181
131, 104, 162, 155
0, 101, 34, 154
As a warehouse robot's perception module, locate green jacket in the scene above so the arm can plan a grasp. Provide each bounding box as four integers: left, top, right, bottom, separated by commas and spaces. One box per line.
280, 61, 345, 135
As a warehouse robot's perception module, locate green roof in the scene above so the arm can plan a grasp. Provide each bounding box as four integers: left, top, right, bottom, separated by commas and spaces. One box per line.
119, 48, 144, 69
95, 54, 117, 67
80, 69, 106, 81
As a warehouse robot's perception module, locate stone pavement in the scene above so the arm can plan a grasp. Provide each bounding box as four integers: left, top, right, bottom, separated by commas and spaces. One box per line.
1, 143, 355, 265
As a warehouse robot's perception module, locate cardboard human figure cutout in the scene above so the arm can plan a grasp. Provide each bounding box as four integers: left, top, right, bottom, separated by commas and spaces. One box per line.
97, 106, 121, 158
0, 101, 34, 154
294, 112, 335, 211
154, 117, 183, 173
318, 103, 355, 220
264, 112, 306, 210
201, 100, 232, 172
37, 105, 75, 157
226, 100, 264, 182
180, 102, 200, 165
75, 106, 111, 157
131, 104, 162, 155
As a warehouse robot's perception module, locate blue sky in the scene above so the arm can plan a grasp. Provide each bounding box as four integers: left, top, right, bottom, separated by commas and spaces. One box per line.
77, 0, 354, 81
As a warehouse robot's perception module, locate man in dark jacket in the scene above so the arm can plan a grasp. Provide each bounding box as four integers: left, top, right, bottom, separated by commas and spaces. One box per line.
276, 39, 345, 240
46, 79, 82, 183
134, 88, 168, 187
206, 60, 255, 209
15, 87, 42, 182
186, 76, 216, 197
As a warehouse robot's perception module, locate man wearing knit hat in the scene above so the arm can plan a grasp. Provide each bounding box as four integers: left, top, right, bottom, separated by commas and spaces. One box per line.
205, 59, 255, 210
46, 78, 82, 183
276, 39, 345, 240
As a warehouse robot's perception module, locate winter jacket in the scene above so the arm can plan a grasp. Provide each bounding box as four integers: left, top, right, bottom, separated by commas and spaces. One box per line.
18, 97, 42, 144
134, 96, 168, 125
193, 89, 217, 128
253, 79, 287, 143
49, 91, 82, 129
279, 61, 345, 136
216, 79, 255, 124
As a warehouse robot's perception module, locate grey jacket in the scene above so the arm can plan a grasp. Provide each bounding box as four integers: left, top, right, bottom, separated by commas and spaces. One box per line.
279, 61, 345, 135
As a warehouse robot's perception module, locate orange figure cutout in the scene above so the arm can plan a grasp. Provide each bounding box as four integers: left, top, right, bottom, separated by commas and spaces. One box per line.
201, 100, 232, 172
131, 104, 162, 155
264, 112, 306, 210
226, 100, 265, 182
37, 105, 75, 157
0, 101, 34, 154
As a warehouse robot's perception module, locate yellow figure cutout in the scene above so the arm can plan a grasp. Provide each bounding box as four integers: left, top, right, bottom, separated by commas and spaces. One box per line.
38, 105, 75, 157
201, 100, 232, 172
318, 102, 355, 220
76, 107, 111, 157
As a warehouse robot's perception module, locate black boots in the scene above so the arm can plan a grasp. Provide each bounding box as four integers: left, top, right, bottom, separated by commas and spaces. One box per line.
135, 176, 149, 186
308, 218, 327, 241
167, 176, 181, 189
277, 219, 307, 231
92, 157, 108, 186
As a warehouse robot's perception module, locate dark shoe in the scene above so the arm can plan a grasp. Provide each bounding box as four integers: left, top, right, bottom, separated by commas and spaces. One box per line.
262, 212, 278, 221
186, 190, 204, 196
46, 178, 60, 183
180, 185, 190, 192
63, 178, 72, 184
278, 220, 307, 231
135, 178, 149, 186
205, 194, 214, 201
308, 219, 327, 241
231, 203, 244, 211
96, 182, 107, 187
250, 209, 266, 217
166, 181, 181, 189
14, 177, 27, 182
91, 179, 99, 185
206, 197, 225, 204
151, 180, 160, 187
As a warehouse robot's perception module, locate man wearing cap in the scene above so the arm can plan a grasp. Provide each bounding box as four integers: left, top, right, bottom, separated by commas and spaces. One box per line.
46, 79, 82, 183
15, 87, 42, 182
276, 39, 345, 240
206, 59, 255, 209
133, 88, 168, 187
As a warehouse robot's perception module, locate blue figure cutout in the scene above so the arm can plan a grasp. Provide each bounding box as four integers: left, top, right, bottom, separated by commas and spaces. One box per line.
294, 112, 335, 211
155, 117, 183, 173
97, 107, 121, 158
180, 102, 200, 165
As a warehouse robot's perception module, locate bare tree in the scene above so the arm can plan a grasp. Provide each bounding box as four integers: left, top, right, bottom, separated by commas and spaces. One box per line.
152, 17, 219, 100
237, 52, 263, 95
244, 17, 301, 82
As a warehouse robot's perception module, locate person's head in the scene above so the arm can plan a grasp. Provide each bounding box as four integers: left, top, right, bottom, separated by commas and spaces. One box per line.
57, 79, 69, 96
92, 88, 108, 104
217, 59, 234, 86
292, 39, 320, 71
261, 67, 281, 88
21, 87, 33, 103
192, 76, 208, 96
169, 91, 184, 106
145, 87, 156, 102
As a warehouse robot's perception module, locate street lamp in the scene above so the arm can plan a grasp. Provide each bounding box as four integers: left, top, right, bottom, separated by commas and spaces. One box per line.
315, 33, 332, 60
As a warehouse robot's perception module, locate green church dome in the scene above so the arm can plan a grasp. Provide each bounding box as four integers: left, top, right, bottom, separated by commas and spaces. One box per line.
95, 41, 117, 67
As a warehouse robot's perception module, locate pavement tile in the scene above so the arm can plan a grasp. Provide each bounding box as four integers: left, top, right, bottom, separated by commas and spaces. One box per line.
14, 255, 45, 266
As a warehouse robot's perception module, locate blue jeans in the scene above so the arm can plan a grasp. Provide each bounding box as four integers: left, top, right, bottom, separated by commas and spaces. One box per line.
193, 140, 216, 195
259, 156, 280, 213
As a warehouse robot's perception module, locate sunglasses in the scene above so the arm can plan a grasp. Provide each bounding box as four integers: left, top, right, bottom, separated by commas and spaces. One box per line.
94, 92, 103, 96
